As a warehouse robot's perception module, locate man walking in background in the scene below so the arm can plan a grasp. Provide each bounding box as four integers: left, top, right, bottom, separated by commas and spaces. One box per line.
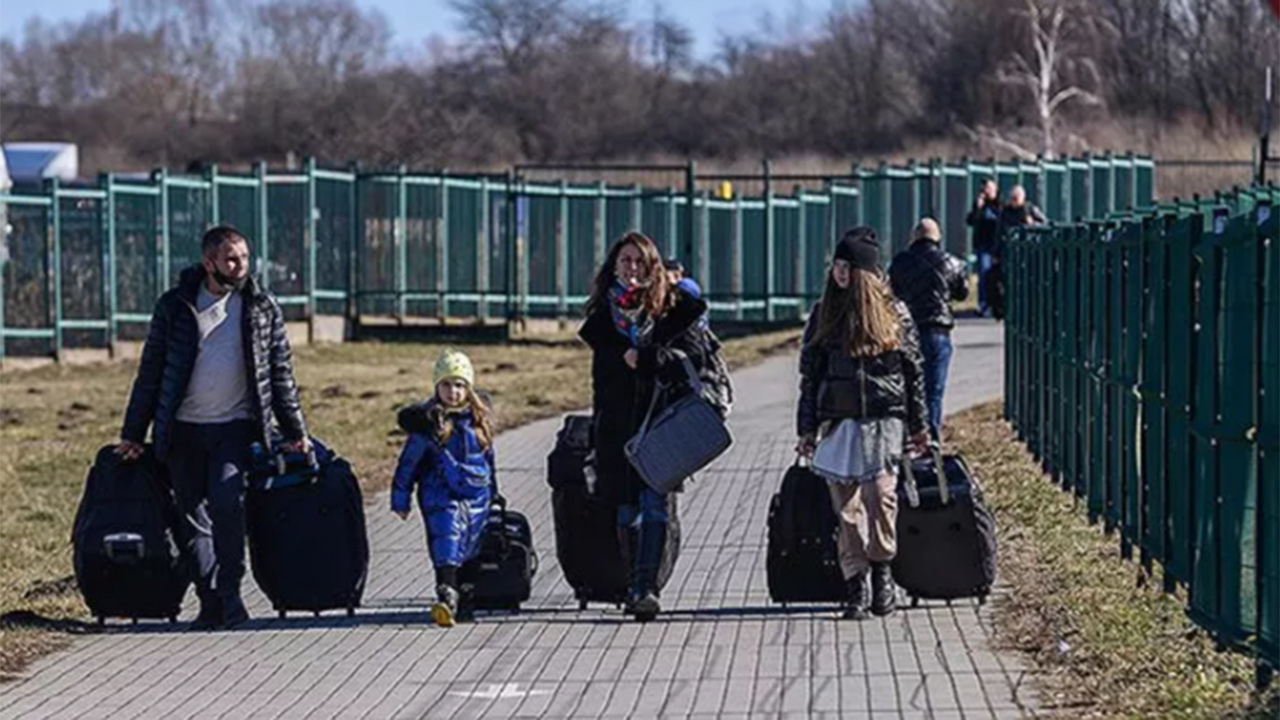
1000, 185, 1046, 232
965, 178, 1001, 316
118, 225, 310, 630
890, 218, 970, 440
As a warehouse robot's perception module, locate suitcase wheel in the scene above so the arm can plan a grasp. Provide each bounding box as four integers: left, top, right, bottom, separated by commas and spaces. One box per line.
978, 595, 988, 606
169, 616, 178, 624
131, 618, 138, 625
97, 616, 105, 627
346, 607, 355, 618
313, 611, 321, 618
910, 596, 920, 609
578, 599, 588, 611
278, 610, 287, 619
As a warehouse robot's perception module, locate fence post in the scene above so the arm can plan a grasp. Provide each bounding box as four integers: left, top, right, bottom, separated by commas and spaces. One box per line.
764, 159, 775, 322
631, 183, 642, 233
478, 176, 491, 321
439, 174, 451, 320
45, 178, 62, 358
557, 180, 569, 319
594, 181, 607, 271
155, 168, 170, 293
396, 165, 407, 322
254, 162, 269, 291
207, 163, 220, 225
685, 160, 697, 265
100, 172, 118, 354
796, 185, 808, 308
348, 163, 360, 331
698, 188, 711, 303
733, 192, 744, 321
306, 157, 318, 334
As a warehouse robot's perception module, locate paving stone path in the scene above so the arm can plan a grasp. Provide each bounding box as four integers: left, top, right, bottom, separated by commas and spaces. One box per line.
0, 319, 1038, 719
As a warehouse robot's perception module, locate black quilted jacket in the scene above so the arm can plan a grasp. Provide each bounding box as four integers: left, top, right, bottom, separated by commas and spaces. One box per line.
797, 299, 928, 438
889, 240, 970, 331
121, 266, 307, 460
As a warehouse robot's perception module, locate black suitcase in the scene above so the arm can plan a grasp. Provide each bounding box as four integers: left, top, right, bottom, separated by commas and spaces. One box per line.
893, 451, 997, 604
459, 498, 538, 610
547, 415, 681, 608
766, 461, 846, 604
246, 437, 370, 617
72, 445, 189, 624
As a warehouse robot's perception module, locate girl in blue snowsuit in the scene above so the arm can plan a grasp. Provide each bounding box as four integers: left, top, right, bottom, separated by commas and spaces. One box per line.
391, 349, 497, 627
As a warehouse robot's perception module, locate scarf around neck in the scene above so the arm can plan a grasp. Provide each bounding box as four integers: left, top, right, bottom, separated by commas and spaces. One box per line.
609, 280, 651, 346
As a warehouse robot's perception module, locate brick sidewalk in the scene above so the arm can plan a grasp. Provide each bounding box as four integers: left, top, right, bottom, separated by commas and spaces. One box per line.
0, 319, 1036, 719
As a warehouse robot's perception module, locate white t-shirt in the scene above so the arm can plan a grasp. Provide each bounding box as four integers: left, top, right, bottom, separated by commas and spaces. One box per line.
176, 283, 253, 424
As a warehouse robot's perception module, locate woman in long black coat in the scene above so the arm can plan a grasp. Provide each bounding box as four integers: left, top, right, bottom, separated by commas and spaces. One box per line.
578, 231, 713, 621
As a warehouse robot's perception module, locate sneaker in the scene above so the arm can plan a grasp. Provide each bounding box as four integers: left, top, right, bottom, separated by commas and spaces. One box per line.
841, 573, 870, 621
628, 591, 660, 622
870, 563, 897, 617
431, 585, 460, 627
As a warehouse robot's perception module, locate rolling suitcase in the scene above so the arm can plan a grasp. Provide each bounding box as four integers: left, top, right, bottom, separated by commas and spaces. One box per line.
459, 498, 538, 610
893, 450, 997, 605
246, 437, 370, 618
73, 445, 189, 624
547, 415, 681, 609
766, 460, 846, 604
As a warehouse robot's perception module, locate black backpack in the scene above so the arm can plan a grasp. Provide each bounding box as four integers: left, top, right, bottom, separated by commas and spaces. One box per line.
766, 461, 846, 603
73, 445, 189, 624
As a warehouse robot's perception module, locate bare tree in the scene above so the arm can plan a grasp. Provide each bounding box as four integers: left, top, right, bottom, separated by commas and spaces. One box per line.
976, 0, 1108, 158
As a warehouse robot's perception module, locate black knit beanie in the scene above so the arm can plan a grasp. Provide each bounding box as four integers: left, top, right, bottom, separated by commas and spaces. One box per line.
834, 226, 880, 272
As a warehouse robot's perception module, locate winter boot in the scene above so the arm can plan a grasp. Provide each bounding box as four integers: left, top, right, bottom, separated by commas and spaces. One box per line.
870, 562, 897, 617
841, 573, 870, 621
625, 520, 666, 622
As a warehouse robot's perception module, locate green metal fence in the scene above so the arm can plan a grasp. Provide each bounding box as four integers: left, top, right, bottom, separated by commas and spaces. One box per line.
1004, 184, 1280, 681
0, 153, 1154, 359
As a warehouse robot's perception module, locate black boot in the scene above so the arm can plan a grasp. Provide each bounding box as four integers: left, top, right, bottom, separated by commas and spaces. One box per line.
220, 594, 250, 629
626, 521, 666, 622
841, 573, 869, 620
870, 562, 897, 617
189, 594, 222, 632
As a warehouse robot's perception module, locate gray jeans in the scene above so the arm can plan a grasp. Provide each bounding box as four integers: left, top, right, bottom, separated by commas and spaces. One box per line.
167, 419, 256, 602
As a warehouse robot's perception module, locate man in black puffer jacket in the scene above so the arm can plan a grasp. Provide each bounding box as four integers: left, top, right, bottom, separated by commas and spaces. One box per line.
890, 217, 970, 440
118, 225, 309, 630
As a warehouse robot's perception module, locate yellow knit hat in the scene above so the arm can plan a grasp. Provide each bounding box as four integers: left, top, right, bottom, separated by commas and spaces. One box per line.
432, 348, 475, 388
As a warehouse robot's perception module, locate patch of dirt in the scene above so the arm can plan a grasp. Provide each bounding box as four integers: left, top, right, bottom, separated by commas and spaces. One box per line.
358, 391, 382, 400
1, 408, 23, 426
320, 385, 351, 399
494, 362, 518, 372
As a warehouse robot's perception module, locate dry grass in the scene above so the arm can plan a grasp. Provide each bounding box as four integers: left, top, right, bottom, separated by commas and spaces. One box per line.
946, 402, 1278, 719
0, 328, 800, 679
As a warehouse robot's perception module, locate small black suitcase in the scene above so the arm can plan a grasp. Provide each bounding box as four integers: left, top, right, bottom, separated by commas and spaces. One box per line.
766, 461, 847, 604
893, 451, 998, 605
547, 415, 681, 608
73, 445, 189, 624
246, 437, 370, 618
459, 498, 538, 610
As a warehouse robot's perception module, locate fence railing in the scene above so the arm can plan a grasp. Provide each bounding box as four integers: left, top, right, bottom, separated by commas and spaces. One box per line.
0, 153, 1154, 358
1003, 184, 1279, 681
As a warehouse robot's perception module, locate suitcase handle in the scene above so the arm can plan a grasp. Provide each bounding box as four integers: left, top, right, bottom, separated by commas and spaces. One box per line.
901, 444, 948, 507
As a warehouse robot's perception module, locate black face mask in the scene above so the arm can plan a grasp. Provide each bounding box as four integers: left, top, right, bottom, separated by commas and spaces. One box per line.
212, 267, 247, 292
